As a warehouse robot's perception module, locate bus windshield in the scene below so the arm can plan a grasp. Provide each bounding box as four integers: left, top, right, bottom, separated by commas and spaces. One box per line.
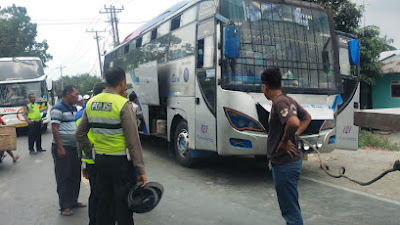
0, 59, 45, 81
0, 81, 47, 107
220, 0, 338, 94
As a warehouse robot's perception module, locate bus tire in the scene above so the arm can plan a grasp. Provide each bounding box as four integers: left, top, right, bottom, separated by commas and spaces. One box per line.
173, 120, 196, 167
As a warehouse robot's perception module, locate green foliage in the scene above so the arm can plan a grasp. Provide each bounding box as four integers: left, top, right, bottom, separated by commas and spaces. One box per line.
55, 74, 102, 97
302, 0, 363, 33
355, 26, 386, 85
359, 130, 400, 151
0, 5, 52, 66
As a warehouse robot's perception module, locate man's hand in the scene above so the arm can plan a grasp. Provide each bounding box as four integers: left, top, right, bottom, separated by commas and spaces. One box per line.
82, 168, 89, 179
58, 146, 66, 159
277, 139, 297, 158
137, 174, 147, 187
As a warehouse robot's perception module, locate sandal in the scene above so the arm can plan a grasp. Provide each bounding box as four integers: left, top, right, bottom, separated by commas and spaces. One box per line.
73, 202, 87, 208
61, 208, 73, 216
13, 155, 19, 163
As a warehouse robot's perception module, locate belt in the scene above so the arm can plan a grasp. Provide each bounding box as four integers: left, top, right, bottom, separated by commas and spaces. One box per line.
96, 152, 127, 156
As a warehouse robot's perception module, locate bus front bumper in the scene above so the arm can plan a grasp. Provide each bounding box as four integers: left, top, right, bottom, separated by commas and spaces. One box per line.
218, 128, 336, 156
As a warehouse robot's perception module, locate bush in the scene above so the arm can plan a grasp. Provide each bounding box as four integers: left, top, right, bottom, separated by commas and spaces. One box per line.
359, 131, 400, 151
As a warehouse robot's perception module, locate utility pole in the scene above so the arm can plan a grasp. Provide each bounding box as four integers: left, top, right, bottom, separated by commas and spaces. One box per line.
87, 29, 105, 77
100, 5, 124, 47
55, 65, 66, 90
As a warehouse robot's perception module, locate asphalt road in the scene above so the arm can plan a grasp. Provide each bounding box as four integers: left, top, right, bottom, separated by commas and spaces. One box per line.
0, 130, 399, 225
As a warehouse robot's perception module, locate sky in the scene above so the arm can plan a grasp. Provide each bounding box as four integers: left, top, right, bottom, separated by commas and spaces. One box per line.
1, 0, 399, 80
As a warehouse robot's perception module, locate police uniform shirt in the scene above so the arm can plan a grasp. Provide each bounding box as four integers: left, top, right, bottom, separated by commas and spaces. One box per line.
75, 89, 145, 175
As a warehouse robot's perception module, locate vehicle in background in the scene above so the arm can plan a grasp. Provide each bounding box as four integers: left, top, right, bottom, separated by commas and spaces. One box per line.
0, 57, 52, 131
104, 0, 360, 166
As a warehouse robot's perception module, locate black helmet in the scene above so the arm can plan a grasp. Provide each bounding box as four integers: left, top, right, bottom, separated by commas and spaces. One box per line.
127, 181, 164, 213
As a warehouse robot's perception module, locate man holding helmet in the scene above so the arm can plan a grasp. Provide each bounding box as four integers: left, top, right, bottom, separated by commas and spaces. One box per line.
76, 67, 146, 225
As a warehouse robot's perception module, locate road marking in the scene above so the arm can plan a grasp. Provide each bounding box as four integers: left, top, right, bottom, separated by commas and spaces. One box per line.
302, 176, 400, 207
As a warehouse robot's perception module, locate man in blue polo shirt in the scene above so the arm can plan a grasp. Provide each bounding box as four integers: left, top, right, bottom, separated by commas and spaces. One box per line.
51, 85, 86, 216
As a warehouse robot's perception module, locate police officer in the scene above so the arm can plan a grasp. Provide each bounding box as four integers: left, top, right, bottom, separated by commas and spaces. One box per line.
76, 67, 146, 225
23, 93, 45, 154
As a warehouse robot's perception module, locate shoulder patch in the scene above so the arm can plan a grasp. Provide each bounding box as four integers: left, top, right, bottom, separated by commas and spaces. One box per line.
290, 104, 297, 115
91, 102, 112, 111
280, 108, 289, 117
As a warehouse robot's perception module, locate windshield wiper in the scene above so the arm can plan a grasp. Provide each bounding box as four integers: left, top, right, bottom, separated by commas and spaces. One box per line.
12, 58, 35, 66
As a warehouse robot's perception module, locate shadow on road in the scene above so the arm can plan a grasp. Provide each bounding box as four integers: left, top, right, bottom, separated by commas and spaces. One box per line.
140, 135, 273, 185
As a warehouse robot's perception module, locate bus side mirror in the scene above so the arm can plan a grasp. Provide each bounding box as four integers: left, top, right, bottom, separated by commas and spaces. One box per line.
223, 26, 240, 59
348, 40, 360, 66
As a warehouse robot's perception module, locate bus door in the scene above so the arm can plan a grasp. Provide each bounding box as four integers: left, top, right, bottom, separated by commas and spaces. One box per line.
335, 32, 360, 150
194, 19, 217, 151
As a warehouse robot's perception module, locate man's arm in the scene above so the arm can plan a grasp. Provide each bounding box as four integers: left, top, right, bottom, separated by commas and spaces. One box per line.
23, 106, 32, 124
75, 109, 92, 159
51, 123, 66, 158
295, 113, 311, 136
121, 102, 147, 185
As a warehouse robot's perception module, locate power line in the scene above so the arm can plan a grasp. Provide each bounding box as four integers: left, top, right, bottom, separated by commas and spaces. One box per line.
100, 5, 124, 47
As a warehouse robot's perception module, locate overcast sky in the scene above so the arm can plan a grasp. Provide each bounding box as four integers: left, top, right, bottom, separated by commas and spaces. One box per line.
1, 0, 399, 80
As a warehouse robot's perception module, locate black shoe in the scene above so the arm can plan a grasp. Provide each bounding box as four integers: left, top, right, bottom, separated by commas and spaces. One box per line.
37, 149, 46, 152
29, 151, 37, 155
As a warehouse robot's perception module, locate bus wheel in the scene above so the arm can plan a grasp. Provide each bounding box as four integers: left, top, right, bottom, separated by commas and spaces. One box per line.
173, 121, 195, 167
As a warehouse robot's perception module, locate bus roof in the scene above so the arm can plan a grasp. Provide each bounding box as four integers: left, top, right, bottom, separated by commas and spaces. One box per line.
0, 57, 42, 62
122, 0, 192, 44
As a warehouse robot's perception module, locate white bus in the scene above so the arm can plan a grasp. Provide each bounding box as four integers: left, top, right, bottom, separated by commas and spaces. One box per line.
104, 0, 360, 166
0, 57, 52, 130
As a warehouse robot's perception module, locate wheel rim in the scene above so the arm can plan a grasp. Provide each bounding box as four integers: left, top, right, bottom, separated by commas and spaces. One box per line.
176, 129, 189, 158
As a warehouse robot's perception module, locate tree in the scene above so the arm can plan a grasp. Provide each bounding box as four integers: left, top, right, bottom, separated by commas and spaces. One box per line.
0, 5, 52, 66
303, 0, 363, 33
54, 74, 102, 97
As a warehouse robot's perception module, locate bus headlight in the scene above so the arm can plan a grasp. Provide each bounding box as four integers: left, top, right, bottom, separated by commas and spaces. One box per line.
224, 108, 264, 132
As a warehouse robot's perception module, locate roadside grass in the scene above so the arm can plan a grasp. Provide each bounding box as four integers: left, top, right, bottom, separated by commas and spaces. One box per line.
359, 130, 400, 151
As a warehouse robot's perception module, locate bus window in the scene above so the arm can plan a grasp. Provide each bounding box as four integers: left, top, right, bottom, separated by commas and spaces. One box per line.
143, 33, 151, 45
171, 15, 181, 31
151, 29, 157, 41
339, 47, 351, 76
197, 19, 214, 40
158, 23, 170, 37
197, 39, 204, 68
198, 1, 216, 21
168, 24, 196, 60
203, 36, 214, 68
181, 6, 197, 26
129, 40, 136, 52
136, 37, 142, 48
124, 44, 129, 54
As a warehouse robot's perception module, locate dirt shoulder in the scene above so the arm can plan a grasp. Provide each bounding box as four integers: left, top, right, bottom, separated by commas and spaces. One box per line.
302, 148, 400, 201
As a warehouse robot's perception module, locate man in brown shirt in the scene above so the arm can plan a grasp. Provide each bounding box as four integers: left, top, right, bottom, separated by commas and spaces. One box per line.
261, 68, 311, 225
76, 67, 146, 225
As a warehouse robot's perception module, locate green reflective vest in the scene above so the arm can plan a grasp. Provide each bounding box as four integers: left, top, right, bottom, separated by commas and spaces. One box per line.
27, 103, 41, 121
76, 118, 94, 164
86, 92, 128, 154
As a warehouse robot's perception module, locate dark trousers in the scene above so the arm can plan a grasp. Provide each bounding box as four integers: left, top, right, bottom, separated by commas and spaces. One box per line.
87, 164, 97, 225
272, 158, 303, 225
28, 121, 42, 151
95, 154, 137, 225
51, 144, 81, 210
